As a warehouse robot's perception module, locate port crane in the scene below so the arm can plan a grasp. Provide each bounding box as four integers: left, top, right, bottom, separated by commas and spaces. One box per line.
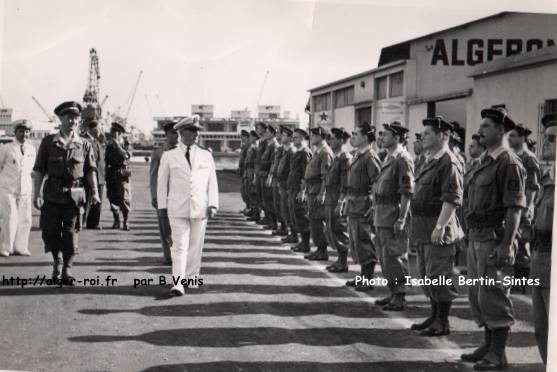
31, 96, 56, 122
82, 48, 102, 123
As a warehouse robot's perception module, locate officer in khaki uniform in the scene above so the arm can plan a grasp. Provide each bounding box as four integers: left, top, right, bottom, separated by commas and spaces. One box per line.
302, 126, 333, 261
461, 107, 526, 371
324, 127, 352, 272
508, 123, 541, 289
238, 130, 251, 214
267, 127, 287, 235
32, 101, 100, 285
248, 122, 269, 223
413, 132, 426, 175
373, 121, 414, 310
244, 131, 259, 218
259, 124, 279, 229
342, 123, 381, 290
410, 116, 463, 336
530, 113, 555, 365
277, 126, 298, 244
288, 128, 312, 253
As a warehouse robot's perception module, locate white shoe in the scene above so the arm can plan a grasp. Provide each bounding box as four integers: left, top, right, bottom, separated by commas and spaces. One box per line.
14, 251, 31, 256
0, 251, 9, 257
169, 285, 184, 297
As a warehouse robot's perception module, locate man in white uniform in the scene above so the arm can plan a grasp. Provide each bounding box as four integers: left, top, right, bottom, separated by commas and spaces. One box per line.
157, 115, 219, 296
0, 119, 36, 257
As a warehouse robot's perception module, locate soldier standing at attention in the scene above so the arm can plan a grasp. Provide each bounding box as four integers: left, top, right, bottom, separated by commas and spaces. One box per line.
342, 123, 381, 291
32, 101, 100, 285
238, 130, 251, 215
277, 126, 298, 244
461, 107, 526, 371
529, 113, 555, 365
508, 123, 540, 290
373, 121, 414, 311
245, 131, 260, 219
288, 128, 312, 253
150, 120, 179, 265
303, 126, 333, 261
409, 116, 463, 336
261, 125, 279, 231
248, 121, 269, 224
81, 119, 105, 230
413, 132, 426, 175
324, 127, 352, 273
268, 128, 287, 236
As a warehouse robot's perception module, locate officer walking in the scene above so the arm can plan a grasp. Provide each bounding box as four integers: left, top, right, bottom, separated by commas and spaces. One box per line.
324, 127, 352, 272
277, 126, 298, 244
342, 123, 381, 290
530, 113, 555, 365
508, 123, 540, 290
288, 128, 312, 253
32, 101, 100, 285
238, 130, 251, 215
373, 121, 414, 311
409, 116, 463, 336
303, 126, 333, 261
0, 119, 36, 257
81, 119, 105, 229
461, 107, 526, 371
150, 120, 179, 265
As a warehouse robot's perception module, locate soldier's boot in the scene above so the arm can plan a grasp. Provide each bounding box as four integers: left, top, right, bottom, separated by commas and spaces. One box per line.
355, 263, 376, 292
282, 226, 298, 243
264, 216, 277, 230
473, 327, 509, 371
411, 298, 437, 330
461, 327, 492, 363
345, 266, 365, 287
122, 210, 130, 231
61, 253, 76, 286
292, 232, 310, 253
327, 251, 349, 272
305, 245, 329, 260
382, 293, 406, 311
246, 208, 261, 221
112, 211, 121, 229
278, 223, 289, 236
50, 250, 62, 284
375, 295, 393, 306
420, 301, 451, 336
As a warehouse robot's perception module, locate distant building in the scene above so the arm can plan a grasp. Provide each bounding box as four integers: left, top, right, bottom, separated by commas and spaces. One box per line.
0, 108, 13, 134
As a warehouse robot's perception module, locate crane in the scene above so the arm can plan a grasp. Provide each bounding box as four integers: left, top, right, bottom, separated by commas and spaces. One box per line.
82, 48, 102, 122
0, 95, 5, 108
125, 70, 143, 122
156, 93, 165, 116
144, 94, 153, 118
100, 95, 109, 108
31, 96, 56, 122
255, 70, 270, 117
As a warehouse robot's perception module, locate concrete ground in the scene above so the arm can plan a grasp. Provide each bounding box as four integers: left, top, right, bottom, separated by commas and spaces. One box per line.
0, 163, 545, 372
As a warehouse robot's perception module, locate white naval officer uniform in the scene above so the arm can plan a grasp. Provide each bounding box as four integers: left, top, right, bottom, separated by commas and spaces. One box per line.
157, 141, 219, 293
0, 140, 36, 256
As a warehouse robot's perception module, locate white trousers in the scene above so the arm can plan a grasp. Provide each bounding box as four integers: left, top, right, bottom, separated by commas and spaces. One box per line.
0, 193, 32, 255
169, 217, 208, 290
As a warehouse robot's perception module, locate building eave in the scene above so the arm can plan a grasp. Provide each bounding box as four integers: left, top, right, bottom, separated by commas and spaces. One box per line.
468, 46, 557, 78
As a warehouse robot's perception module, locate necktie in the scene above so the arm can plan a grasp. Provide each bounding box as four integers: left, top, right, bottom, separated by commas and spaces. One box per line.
186, 145, 191, 167
20, 145, 24, 155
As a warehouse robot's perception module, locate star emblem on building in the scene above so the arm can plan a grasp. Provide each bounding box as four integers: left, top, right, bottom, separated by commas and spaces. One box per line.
319, 112, 329, 122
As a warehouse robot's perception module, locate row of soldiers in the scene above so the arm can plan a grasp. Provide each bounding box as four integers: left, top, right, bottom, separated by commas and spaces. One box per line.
237, 108, 555, 370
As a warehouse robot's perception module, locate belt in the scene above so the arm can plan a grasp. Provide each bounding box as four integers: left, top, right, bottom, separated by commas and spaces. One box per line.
374, 194, 399, 205
466, 213, 504, 229
304, 176, 322, 184
411, 201, 442, 217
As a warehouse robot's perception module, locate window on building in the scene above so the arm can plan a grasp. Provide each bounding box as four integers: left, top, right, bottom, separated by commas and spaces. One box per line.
389, 72, 404, 97
334, 86, 355, 108
376, 76, 388, 100
313, 93, 330, 111
204, 140, 222, 152
228, 140, 241, 151
207, 123, 224, 132
229, 123, 238, 132
544, 99, 557, 114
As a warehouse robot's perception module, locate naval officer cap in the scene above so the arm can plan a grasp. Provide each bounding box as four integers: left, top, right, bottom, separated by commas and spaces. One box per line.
54, 101, 82, 117
267, 124, 277, 134
330, 127, 351, 141
480, 107, 516, 132
382, 121, 409, 137
249, 130, 260, 139
310, 126, 330, 138
422, 116, 453, 132
255, 121, 268, 130
240, 129, 250, 137
294, 128, 309, 139
514, 123, 532, 137
174, 115, 202, 131
279, 125, 293, 136
13, 119, 33, 130
162, 119, 178, 132
541, 113, 557, 128
111, 121, 127, 133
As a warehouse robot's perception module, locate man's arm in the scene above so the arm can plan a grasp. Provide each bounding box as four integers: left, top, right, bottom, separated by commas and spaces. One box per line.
207, 152, 219, 218
149, 148, 161, 208
156, 152, 170, 211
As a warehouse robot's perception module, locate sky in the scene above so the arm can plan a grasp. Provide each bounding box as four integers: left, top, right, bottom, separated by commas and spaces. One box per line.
1, 0, 556, 134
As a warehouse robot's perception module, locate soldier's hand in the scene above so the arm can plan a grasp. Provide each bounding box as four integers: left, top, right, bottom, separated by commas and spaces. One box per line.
266, 176, 272, 187
338, 199, 347, 216
393, 219, 405, 238
297, 191, 307, 203
318, 192, 326, 205
207, 207, 217, 219
431, 225, 445, 245
490, 244, 514, 269
33, 196, 43, 210
91, 193, 101, 205
152, 199, 158, 209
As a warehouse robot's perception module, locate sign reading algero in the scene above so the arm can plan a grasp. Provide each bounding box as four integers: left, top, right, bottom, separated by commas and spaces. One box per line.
430, 38, 556, 66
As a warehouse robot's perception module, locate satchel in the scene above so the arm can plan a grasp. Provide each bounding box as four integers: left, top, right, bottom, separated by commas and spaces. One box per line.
69, 187, 86, 208
117, 165, 132, 180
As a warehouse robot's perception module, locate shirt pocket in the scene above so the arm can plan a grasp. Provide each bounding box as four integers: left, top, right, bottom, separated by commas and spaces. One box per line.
68, 150, 85, 179
474, 172, 496, 210
47, 154, 65, 178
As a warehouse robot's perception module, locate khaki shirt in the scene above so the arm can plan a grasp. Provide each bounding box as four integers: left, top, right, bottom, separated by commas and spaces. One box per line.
373, 146, 414, 227
465, 146, 526, 242
238, 144, 249, 177
534, 168, 554, 233
254, 139, 267, 176
287, 146, 312, 192
346, 146, 381, 217
324, 147, 352, 207
244, 144, 257, 180
258, 138, 278, 177
269, 146, 284, 185
304, 143, 333, 195
276, 146, 294, 188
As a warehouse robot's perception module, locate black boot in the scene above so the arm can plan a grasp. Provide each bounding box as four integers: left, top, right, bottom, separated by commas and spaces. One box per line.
50, 250, 62, 284
421, 301, 451, 336
474, 327, 509, 371
61, 253, 76, 286
355, 263, 375, 292
112, 211, 121, 229
327, 251, 349, 272
122, 210, 130, 231
282, 226, 299, 243
411, 298, 437, 331
345, 267, 364, 287
305, 245, 329, 260
292, 232, 310, 253
462, 327, 492, 362
382, 293, 406, 311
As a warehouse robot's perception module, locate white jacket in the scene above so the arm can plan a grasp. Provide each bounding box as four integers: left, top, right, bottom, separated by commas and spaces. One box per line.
0, 141, 36, 196
157, 142, 219, 218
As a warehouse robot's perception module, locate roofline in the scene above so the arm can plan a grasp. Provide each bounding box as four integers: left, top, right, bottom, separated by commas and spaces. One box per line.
308, 59, 406, 93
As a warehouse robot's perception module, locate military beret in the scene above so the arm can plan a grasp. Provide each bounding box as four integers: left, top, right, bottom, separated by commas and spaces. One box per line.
162, 120, 177, 132
383, 121, 409, 136
541, 113, 556, 128
330, 127, 351, 140
86, 119, 100, 128
310, 126, 330, 137
279, 125, 293, 136
175, 115, 202, 131
255, 121, 268, 129
54, 101, 82, 117
12, 119, 32, 130
240, 129, 250, 137
422, 116, 453, 132
267, 124, 277, 134
513, 123, 532, 137
249, 130, 260, 139
471, 133, 481, 142
294, 128, 309, 139
481, 107, 515, 132
111, 121, 127, 133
